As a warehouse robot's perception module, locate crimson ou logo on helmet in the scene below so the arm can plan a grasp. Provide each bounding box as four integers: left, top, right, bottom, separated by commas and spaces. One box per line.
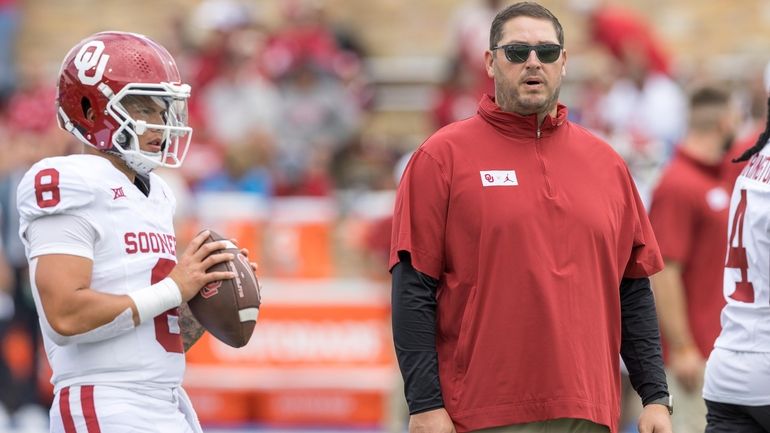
74, 41, 110, 86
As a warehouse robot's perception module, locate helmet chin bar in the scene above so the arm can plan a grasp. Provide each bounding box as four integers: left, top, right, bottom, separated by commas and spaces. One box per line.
101, 82, 192, 176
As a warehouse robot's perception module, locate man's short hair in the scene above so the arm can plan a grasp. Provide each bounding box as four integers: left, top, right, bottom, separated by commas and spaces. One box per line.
688, 86, 730, 131
489, 2, 564, 49
689, 86, 729, 110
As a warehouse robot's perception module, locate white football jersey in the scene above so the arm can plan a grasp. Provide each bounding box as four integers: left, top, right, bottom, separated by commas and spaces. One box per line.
17, 154, 184, 392
715, 145, 770, 352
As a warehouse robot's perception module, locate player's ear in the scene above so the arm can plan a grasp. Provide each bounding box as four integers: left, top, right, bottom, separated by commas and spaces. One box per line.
561, 49, 567, 77
85, 107, 95, 122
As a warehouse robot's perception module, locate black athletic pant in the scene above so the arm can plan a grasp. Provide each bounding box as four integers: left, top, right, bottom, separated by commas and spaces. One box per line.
706, 399, 770, 433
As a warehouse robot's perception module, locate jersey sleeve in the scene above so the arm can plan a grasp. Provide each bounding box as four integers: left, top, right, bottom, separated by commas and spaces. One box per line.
623, 167, 665, 278
26, 213, 97, 259
17, 159, 96, 221
17, 158, 98, 247
389, 148, 450, 279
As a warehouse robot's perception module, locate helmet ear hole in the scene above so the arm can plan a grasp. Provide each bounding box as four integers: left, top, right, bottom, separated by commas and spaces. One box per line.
81, 97, 93, 121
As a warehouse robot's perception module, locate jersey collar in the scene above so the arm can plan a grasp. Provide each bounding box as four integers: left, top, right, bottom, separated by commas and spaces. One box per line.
477, 94, 568, 139
675, 147, 723, 178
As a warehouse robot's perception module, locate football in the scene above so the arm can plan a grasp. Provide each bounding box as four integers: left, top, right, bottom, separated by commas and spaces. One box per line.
187, 230, 261, 348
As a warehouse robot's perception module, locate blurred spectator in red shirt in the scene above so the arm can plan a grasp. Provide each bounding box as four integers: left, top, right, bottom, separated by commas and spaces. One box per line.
446, 0, 505, 99
183, 0, 259, 130
594, 16, 686, 151
585, 2, 671, 76
571, 0, 685, 150
649, 85, 739, 433
273, 58, 360, 197
187, 0, 254, 88
263, 0, 373, 111
199, 34, 279, 150
571, 2, 686, 206
431, 58, 478, 129
263, 0, 341, 80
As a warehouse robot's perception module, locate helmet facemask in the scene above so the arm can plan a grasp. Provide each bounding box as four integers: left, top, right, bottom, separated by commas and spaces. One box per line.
103, 82, 192, 176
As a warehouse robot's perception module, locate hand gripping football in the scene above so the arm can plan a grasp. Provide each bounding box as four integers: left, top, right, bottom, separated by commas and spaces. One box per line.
187, 230, 261, 348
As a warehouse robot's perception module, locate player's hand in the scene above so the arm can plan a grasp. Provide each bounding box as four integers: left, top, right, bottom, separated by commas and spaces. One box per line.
637, 403, 672, 433
409, 408, 456, 433
670, 345, 704, 393
229, 238, 258, 273
169, 230, 235, 302
238, 246, 258, 273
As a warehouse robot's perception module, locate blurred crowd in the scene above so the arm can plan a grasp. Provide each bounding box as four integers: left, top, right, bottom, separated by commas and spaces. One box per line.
0, 0, 768, 431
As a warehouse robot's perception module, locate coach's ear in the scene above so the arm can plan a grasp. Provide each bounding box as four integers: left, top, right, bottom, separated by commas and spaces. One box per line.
485, 49, 495, 79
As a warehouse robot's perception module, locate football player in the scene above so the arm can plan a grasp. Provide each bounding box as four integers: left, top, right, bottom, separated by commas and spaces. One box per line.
702, 98, 770, 432
16, 31, 237, 433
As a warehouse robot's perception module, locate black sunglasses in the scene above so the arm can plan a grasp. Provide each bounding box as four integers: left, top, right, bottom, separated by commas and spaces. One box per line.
492, 43, 563, 64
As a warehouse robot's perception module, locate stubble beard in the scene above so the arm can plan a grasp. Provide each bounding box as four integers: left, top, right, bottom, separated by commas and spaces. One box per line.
495, 73, 561, 117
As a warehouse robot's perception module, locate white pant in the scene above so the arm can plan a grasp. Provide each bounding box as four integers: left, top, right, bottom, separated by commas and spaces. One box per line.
50, 384, 202, 433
